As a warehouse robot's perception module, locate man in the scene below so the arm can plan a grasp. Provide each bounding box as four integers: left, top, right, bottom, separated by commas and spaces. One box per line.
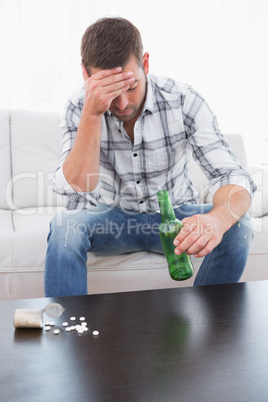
44, 17, 256, 297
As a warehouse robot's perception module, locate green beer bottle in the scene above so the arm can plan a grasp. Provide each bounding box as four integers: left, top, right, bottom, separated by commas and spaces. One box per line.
157, 190, 193, 281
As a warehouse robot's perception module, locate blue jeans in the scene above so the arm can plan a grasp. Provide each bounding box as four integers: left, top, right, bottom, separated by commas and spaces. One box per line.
44, 203, 252, 296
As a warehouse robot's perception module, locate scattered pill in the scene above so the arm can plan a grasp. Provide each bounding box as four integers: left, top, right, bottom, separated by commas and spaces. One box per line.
92, 330, 99, 336
43, 315, 90, 335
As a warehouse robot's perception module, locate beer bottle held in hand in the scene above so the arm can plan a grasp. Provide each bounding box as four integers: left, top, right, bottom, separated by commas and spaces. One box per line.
157, 190, 193, 281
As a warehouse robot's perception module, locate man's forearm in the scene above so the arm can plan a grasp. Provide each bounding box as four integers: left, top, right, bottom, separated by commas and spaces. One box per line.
174, 184, 251, 258
62, 113, 102, 192
209, 184, 251, 232
62, 65, 135, 193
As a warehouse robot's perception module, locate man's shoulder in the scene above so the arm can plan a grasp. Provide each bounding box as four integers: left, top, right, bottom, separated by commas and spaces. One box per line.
61, 88, 85, 127
148, 74, 192, 96
65, 87, 85, 109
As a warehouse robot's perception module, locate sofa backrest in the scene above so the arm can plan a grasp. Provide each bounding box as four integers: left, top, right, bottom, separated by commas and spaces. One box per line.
190, 133, 249, 202
3, 110, 62, 210
1, 110, 249, 210
0, 111, 12, 209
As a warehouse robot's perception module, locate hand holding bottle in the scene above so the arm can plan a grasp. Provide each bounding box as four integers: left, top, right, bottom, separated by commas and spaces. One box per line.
173, 213, 224, 259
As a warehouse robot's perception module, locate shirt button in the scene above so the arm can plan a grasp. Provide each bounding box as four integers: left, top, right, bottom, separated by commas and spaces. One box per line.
133, 153, 138, 157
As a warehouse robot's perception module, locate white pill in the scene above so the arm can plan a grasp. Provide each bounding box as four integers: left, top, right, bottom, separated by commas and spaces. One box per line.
50, 321, 55, 326
70, 317, 76, 321
78, 329, 84, 334
45, 326, 51, 331
71, 326, 76, 331
79, 317, 85, 321
81, 322, 87, 327
92, 330, 99, 336
53, 329, 60, 335
62, 322, 68, 327
65, 327, 71, 332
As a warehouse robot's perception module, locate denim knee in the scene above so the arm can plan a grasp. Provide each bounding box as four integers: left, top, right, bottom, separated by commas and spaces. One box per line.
48, 210, 91, 251
220, 212, 253, 264
233, 212, 253, 244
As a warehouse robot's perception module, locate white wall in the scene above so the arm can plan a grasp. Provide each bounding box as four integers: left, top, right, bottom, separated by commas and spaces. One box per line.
1, 0, 268, 165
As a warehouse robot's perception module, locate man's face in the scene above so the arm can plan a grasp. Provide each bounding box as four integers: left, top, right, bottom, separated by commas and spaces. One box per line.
91, 53, 149, 123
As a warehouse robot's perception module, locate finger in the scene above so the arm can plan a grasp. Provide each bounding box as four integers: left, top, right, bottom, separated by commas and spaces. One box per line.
91, 66, 123, 81
182, 234, 210, 256
92, 76, 135, 100
174, 220, 197, 245
174, 230, 202, 255
110, 82, 133, 98
110, 76, 135, 94
193, 239, 216, 258
94, 71, 134, 91
174, 216, 209, 254
176, 227, 219, 257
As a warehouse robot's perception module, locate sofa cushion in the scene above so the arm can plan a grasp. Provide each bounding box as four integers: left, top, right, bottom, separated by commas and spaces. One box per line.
250, 216, 268, 254
0, 210, 13, 268
12, 207, 63, 268
87, 252, 198, 294
11, 110, 62, 209
0, 111, 12, 209
248, 167, 268, 218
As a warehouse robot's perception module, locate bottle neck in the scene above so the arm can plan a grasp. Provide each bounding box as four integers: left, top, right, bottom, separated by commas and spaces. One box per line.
157, 191, 176, 223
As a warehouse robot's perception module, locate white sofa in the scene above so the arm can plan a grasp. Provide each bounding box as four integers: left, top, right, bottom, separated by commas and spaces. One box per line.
1, 110, 268, 300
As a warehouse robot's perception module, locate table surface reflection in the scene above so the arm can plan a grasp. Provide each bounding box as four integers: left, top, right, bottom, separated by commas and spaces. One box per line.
1, 281, 268, 402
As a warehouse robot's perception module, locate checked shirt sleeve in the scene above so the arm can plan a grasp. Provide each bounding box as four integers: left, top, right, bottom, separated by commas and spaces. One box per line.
183, 88, 257, 199
53, 98, 102, 210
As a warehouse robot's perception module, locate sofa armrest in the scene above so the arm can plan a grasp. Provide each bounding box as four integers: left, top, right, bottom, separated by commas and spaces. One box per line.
247, 166, 268, 218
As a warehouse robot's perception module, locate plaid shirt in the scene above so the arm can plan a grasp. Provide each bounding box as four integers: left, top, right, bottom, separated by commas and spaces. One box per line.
54, 74, 256, 211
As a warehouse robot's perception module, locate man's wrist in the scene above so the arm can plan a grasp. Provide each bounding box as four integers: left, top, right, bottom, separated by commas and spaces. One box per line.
80, 109, 103, 124
208, 206, 233, 233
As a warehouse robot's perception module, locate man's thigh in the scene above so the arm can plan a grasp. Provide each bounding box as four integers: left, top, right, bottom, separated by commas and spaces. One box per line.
54, 203, 213, 256
88, 203, 214, 255
174, 203, 213, 219
66, 204, 151, 255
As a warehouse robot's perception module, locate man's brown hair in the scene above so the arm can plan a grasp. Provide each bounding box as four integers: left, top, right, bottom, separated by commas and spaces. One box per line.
81, 17, 144, 74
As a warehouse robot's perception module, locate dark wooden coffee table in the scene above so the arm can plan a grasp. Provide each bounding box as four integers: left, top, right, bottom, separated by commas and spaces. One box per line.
1, 281, 268, 402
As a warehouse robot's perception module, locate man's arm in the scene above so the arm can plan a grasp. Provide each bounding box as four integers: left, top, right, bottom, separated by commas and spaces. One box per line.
62, 65, 135, 193
174, 184, 251, 258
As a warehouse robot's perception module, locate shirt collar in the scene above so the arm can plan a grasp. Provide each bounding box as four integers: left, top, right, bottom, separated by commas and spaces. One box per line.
143, 75, 154, 114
